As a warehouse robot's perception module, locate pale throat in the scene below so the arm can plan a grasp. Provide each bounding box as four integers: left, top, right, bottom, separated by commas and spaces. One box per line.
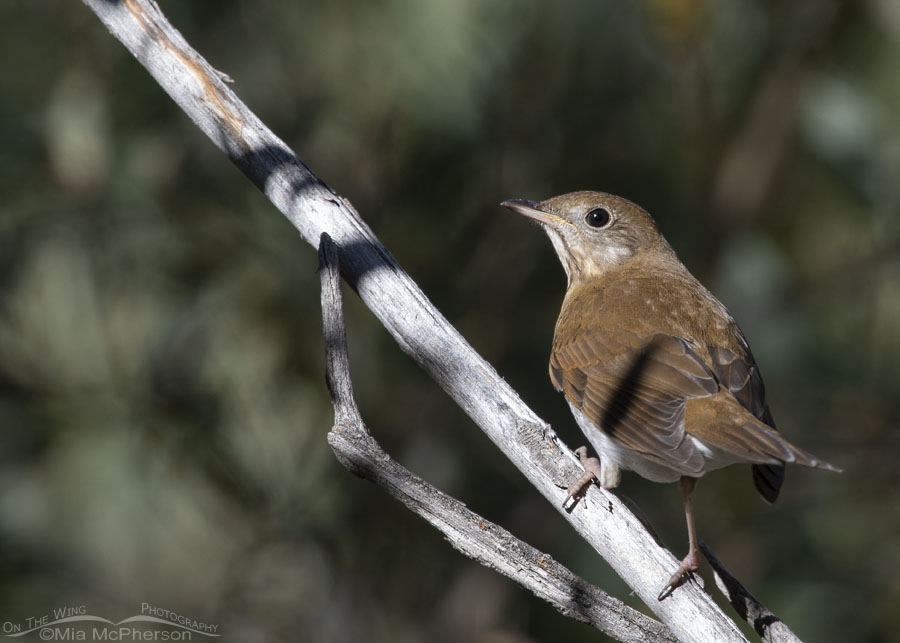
545, 230, 580, 287
545, 228, 635, 287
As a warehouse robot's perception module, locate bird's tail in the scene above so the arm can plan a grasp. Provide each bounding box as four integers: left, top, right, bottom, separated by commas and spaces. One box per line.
752, 434, 841, 503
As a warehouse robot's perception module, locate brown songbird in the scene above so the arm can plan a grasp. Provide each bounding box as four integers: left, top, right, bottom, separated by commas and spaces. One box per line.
502, 191, 840, 600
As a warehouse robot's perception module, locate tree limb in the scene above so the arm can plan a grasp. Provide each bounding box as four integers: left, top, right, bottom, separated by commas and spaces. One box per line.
319, 233, 677, 642
700, 543, 802, 643
80, 1, 756, 640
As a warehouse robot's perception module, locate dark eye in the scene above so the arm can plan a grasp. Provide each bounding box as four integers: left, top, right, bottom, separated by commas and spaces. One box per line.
585, 207, 611, 228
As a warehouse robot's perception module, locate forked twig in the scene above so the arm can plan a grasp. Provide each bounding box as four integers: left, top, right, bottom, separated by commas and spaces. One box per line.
319, 234, 676, 643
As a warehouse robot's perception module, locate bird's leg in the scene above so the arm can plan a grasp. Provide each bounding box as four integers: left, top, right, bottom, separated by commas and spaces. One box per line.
658, 476, 702, 601
562, 446, 614, 507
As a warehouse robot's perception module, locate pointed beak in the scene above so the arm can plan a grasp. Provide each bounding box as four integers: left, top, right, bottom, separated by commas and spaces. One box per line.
501, 199, 566, 227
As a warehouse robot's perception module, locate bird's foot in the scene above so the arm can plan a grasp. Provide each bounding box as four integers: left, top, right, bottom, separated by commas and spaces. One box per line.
657, 549, 702, 601
562, 446, 603, 507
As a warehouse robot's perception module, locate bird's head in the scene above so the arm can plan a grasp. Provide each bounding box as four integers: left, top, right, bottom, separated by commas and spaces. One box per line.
502, 191, 673, 287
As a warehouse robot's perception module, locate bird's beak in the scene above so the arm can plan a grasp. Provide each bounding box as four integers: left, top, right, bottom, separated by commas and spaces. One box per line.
501, 199, 567, 228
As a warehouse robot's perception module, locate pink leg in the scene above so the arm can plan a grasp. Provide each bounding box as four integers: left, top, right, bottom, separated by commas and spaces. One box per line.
562, 446, 604, 507
658, 476, 702, 601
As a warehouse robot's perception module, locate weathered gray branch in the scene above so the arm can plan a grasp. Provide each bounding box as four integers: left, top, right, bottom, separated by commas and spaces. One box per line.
80, 1, 764, 641
700, 544, 802, 643
319, 234, 677, 642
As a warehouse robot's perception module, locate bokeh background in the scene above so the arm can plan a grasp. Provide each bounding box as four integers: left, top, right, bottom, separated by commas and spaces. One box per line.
2, 1, 898, 641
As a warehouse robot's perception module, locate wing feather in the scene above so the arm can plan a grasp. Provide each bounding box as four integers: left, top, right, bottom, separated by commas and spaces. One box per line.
551, 331, 717, 472
707, 343, 785, 501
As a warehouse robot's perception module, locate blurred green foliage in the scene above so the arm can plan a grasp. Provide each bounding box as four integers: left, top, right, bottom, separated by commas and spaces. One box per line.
1, 1, 898, 641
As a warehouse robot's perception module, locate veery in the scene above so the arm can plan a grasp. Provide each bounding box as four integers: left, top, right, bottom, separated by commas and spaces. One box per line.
502, 191, 840, 599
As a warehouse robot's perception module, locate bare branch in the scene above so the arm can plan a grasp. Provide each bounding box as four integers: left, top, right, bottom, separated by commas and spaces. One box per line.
318, 234, 364, 431
81, 1, 755, 640
700, 543, 802, 643
318, 233, 677, 642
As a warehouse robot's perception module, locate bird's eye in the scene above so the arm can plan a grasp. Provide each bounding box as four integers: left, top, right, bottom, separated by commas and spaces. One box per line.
584, 207, 611, 228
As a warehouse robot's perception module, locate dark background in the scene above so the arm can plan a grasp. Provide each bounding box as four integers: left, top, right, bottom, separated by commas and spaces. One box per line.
1, 1, 897, 641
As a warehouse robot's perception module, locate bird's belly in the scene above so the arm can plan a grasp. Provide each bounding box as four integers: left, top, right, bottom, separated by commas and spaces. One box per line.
568, 402, 683, 484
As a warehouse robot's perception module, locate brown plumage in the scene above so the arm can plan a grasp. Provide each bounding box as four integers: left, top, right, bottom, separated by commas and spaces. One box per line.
502, 191, 839, 599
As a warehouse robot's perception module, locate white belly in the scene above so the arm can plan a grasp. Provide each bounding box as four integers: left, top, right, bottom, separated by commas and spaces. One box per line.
568, 401, 683, 485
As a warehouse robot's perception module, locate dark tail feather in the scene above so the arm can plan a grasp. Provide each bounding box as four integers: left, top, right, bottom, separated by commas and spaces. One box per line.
753, 463, 784, 503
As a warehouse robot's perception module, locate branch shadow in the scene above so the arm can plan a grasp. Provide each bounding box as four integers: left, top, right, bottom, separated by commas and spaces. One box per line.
236, 143, 401, 293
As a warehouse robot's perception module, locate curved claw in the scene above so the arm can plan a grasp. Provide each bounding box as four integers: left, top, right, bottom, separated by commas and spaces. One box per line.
657, 549, 702, 601
561, 446, 603, 508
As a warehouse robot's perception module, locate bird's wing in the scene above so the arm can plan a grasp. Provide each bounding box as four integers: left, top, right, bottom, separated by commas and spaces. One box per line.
685, 393, 841, 471
550, 329, 718, 473
708, 343, 770, 421
707, 342, 785, 501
